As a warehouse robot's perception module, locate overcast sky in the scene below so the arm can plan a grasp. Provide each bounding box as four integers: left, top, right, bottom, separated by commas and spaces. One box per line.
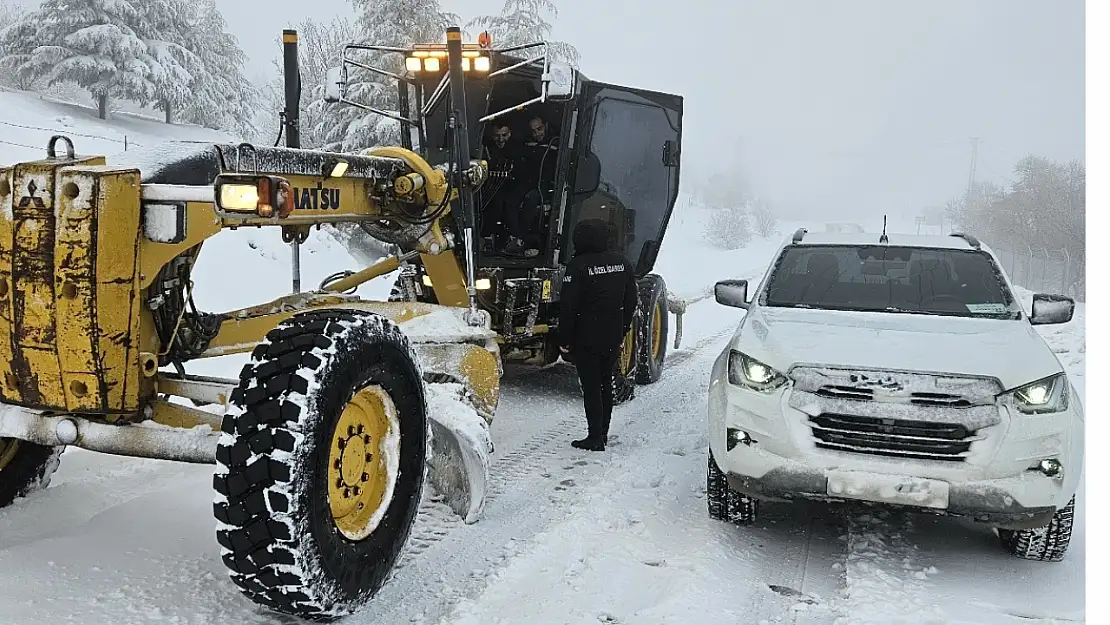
209, 0, 1083, 222
15, 0, 1081, 221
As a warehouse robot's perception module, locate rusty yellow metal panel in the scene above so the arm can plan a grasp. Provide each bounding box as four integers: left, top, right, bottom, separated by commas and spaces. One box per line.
92, 169, 143, 412
52, 167, 143, 413
53, 170, 102, 411
9, 161, 67, 407
0, 167, 16, 403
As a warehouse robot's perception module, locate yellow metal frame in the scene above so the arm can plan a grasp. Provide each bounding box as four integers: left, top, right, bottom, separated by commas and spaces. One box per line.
0, 143, 484, 424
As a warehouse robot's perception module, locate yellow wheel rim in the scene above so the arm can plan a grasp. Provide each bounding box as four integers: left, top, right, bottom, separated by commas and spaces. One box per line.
0, 438, 18, 472
651, 300, 664, 361
619, 327, 635, 375
327, 386, 400, 541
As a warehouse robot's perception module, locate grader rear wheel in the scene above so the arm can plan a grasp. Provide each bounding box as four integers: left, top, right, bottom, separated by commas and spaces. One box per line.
213, 309, 426, 621
612, 317, 638, 405
636, 274, 669, 384
0, 438, 63, 508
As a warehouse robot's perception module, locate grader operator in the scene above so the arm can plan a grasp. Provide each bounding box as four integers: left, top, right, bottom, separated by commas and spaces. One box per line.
0, 27, 684, 622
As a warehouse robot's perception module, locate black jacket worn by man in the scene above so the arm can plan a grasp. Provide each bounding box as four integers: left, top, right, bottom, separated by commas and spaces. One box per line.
558, 219, 638, 451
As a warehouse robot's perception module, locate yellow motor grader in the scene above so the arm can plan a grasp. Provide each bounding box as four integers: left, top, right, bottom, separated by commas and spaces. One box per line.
0, 26, 507, 623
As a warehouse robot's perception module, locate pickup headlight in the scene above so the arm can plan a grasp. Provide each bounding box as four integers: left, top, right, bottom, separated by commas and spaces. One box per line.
727, 350, 787, 392
1004, 373, 1069, 414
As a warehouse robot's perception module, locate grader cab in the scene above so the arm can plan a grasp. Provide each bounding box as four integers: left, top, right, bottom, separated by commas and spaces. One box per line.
323, 27, 687, 401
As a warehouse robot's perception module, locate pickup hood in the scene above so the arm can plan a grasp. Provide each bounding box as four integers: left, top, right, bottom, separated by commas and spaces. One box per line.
732, 307, 1063, 391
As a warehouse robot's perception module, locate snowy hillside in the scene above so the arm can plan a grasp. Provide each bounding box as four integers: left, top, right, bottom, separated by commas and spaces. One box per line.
0, 92, 1086, 625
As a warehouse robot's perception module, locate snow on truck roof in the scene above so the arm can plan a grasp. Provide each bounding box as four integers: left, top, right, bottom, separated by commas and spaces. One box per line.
791, 231, 990, 251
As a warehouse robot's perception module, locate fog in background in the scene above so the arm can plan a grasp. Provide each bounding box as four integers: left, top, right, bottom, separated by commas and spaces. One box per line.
12, 0, 1083, 223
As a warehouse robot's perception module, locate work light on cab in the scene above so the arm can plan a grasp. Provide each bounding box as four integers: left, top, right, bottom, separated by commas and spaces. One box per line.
214, 174, 294, 218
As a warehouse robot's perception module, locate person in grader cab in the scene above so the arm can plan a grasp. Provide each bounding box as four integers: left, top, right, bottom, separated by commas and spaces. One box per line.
502, 115, 559, 257
558, 219, 638, 451
479, 123, 523, 247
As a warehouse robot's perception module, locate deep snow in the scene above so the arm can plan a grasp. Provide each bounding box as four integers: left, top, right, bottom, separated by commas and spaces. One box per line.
0, 90, 1086, 625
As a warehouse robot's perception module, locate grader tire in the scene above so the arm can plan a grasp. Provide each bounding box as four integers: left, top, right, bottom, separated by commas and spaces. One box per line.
612, 312, 639, 405
0, 439, 63, 508
213, 309, 427, 621
636, 274, 668, 385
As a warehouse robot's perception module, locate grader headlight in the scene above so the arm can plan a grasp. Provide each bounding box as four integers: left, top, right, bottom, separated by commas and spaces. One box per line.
214, 174, 294, 218
406, 45, 490, 73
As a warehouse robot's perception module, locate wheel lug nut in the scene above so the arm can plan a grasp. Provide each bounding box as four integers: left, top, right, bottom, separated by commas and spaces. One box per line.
357, 424, 365, 434
361, 472, 370, 482
333, 459, 342, 469
365, 453, 373, 462
347, 425, 357, 436
363, 434, 372, 444
352, 486, 361, 496
337, 438, 345, 449
344, 488, 352, 498
335, 478, 343, 489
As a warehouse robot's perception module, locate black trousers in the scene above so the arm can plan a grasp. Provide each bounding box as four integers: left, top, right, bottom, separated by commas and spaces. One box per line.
503, 185, 544, 241
573, 341, 621, 440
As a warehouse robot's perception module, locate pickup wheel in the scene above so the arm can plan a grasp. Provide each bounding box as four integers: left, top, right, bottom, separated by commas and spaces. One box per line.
0, 439, 63, 508
707, 452, 758, 525
998, 496, 1075, 562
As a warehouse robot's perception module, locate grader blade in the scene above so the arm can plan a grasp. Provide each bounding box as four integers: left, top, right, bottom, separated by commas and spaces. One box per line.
425, 390, 491, 523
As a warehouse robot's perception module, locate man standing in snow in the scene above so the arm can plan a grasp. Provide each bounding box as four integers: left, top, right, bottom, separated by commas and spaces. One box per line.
558, 219, 638, 451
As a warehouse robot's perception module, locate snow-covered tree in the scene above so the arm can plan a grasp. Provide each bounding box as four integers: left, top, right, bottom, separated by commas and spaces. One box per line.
749, 198, 778, 237
466, 0, 580, 66
0, 0, 35, 89
311, 0, 458, 152
134, 0, 206, 124
4, 0, 160, 118
705, 202, 752, 250
177, 0, 258, 137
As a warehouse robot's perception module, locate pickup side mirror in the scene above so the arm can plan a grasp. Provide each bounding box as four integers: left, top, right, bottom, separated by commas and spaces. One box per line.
1030, 293, 1075, 325
715, 279, 749, 309
324, 66, 346, 103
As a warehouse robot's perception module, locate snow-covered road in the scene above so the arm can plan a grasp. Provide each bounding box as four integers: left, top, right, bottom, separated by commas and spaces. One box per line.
0, 294, 1084, 625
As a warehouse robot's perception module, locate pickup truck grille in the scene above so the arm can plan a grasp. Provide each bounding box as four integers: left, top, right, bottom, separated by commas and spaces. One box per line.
815, 385, 973, 408
808, 413, 976, 461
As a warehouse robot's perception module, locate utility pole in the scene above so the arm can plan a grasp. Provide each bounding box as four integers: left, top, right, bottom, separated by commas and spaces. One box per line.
964, 137, 980, 217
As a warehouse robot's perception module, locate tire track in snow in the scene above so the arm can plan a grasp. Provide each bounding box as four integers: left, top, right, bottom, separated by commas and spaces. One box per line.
344, 330, 742, 624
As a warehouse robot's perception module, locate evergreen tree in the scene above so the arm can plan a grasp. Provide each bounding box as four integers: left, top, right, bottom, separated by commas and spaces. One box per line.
312, 0, 458, 152
135, 0, 205, 124
6, 0, 157, 119
178, 0, 258, 137
467, 0, 579, 66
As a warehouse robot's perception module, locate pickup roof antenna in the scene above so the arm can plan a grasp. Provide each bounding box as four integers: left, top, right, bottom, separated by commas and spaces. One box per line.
879, 215, 889, 244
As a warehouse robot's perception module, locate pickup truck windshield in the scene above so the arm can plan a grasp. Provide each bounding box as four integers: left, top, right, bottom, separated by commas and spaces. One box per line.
763, 245, 1021, 319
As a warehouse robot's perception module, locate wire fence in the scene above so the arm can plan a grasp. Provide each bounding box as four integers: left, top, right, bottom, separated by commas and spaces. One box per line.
993, 246, 1085, 301
0, 119, 141, 150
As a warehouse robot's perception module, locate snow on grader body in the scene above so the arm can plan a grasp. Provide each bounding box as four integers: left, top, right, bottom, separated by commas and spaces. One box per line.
0, 26, 684, 622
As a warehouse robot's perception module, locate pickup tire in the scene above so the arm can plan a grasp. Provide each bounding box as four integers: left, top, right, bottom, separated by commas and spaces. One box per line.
998, 496, 1075, 562
707, 452, 758, 525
